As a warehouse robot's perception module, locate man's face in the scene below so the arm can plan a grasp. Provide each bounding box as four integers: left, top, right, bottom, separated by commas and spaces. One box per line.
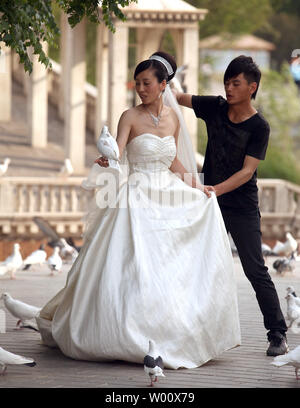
224, 73, 257, 105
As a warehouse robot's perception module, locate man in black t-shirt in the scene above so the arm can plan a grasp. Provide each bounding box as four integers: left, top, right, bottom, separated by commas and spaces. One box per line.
176, 55, 288, 356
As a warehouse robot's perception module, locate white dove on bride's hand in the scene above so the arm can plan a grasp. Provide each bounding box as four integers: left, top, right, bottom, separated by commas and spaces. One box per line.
96, 126, 122, 173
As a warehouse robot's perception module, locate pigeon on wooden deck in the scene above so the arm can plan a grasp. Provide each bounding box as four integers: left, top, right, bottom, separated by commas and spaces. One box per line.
47, 246, 63, 275
22, 244, 47, 270
144, 340, 165, 387
286, 286, 300, 307
261, 242, 274, 256
286, 293, 300, 333
0, 243, 23, 279
0, 292, 41, 331
59, 238, 78, 262
0, 346, 36, 375
271, 345, 300, 380
272, 232, 298, 257
32, 217, 79, 258
273, 252, 296, 275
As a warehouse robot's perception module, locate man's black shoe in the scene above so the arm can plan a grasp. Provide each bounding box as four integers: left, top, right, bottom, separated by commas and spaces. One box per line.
266, 332, 289, 356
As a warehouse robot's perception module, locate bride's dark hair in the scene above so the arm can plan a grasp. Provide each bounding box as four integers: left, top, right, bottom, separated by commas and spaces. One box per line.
134, 51, 177, 83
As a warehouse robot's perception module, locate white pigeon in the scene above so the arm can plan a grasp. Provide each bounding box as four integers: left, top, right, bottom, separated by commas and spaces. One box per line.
272, 240, 285, 255
0, 158, 11, 176
271, 345, 300, 380
286, 293, 300, 333
261, 242, 273, 256
22, 244, 47, 270
59, 158, 74, 177
286, 286, 300, 307
143, 340, 165, 387
0, 243, 23, 279
0, 346, 36, 374
59, 238, 78, 262
47, 246, 63, 275
97, 125, 121, 173
272, 232, 298, 256
284, 232, 298, 256
0, 292, 41, 331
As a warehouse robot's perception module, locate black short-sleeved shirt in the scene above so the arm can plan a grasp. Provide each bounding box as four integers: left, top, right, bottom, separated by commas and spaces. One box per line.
192, 95, 270, 212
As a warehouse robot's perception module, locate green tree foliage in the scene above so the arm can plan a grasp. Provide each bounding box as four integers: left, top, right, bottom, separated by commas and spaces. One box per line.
186, 0, 272, 38
270, 0, 300, 16
0, 0, 137, 73
185, 0, 300, 69
254, 64, 300, 183
255, 12, 300, 69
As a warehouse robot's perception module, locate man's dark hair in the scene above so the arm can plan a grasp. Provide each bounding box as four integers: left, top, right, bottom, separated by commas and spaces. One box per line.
224, 55, 261, 99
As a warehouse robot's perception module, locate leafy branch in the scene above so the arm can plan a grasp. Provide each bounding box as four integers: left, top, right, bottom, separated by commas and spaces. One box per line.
0, 0, 137, 73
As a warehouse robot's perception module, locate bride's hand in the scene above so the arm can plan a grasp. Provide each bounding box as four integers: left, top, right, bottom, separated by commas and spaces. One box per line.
94, 156, 109, 167
199, 185, 216, 198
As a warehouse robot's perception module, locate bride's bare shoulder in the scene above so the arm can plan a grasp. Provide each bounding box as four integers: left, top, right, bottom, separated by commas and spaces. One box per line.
120, 106, 143, 122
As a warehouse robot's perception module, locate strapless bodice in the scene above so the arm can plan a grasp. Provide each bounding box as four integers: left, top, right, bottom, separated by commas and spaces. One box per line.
126, 133, 176, 173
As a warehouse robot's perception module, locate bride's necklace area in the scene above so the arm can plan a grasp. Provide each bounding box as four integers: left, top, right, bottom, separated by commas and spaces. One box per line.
145, 105, 163, 127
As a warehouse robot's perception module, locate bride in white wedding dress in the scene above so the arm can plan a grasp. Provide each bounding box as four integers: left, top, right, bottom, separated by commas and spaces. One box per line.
36, 51, 241, 369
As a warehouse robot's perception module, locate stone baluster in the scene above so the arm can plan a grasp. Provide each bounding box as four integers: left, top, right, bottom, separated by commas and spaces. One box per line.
71, 187, 78, 212
28, 185, 36, 213
56, 222, 65, 235
39, 185, 49, 213
50, 186, 57, 212
59, 186, 68, 212
17, 184, 25, 213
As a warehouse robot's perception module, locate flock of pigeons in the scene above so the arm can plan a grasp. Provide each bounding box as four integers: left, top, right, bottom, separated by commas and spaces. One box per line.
0, 239, 78, 280
1, 126, 300, 383
0, 288, 164, 385
1, 286, 300, 383
230, 231, 300, 275
271, 286, 300, 380
0, 228, 300, 383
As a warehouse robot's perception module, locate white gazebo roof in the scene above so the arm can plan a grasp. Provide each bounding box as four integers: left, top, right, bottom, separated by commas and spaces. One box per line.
123, 0, 201, 11
117, 0, 208, 26
199, 34, 275, 51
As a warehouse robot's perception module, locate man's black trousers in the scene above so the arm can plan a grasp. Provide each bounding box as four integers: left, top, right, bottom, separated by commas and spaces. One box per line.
221, 207, 287, 336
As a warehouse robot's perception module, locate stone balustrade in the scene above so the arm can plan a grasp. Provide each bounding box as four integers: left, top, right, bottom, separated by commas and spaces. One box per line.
0, 177, 299, 240
0, 177, 94, 238
257, 178, 300, 239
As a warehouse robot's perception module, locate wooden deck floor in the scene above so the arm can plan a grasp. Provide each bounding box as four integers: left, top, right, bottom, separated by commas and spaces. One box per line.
0, 256, 300, 389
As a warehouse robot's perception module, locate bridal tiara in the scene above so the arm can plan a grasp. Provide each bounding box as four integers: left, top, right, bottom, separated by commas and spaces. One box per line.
149, 55, 174, 76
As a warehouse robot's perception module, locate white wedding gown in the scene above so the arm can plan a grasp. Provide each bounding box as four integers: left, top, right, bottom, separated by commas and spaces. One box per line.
37, 133, 241, 369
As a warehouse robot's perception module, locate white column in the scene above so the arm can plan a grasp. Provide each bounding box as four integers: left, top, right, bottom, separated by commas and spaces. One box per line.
95, 24, 109, 141
0, 43, 11, 121
27, 43, 48, 148
136, 28, 164, 63
64, 19, 86, 174
108, 25, 128, 137
170, 29, 184, 66
58, 12, 68, 120
182, 28, 199, 151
